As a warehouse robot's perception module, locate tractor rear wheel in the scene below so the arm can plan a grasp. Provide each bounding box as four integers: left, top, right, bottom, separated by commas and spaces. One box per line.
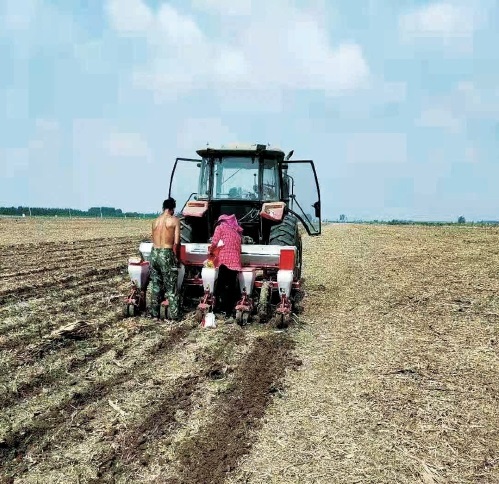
295, 232, 303, 280
269, 214, 298, 246
269, 214, 302, 279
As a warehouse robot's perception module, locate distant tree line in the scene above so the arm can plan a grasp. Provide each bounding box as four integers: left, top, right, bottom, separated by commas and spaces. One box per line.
352, 219, 499, 226
0, 206, 158, 219
329, 214, 499, 226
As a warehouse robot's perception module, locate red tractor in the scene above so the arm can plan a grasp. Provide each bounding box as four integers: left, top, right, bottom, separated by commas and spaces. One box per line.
127, 143, 321, 327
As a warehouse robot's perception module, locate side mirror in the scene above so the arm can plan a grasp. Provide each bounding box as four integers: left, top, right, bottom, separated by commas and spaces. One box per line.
197, 163, 201, 167
313, 201, 320, 218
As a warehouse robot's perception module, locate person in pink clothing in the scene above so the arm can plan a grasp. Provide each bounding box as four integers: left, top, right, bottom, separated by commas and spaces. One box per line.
208, 214, 243, 317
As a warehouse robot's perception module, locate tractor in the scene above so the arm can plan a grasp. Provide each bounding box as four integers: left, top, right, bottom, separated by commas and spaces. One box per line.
126, 142, 321, 327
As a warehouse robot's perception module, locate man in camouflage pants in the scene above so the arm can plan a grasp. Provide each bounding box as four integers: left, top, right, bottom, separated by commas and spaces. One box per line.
150, 197, 181, 320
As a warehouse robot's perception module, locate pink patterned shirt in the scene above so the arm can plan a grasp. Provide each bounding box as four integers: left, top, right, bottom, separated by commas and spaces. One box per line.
209, 223, 242, 271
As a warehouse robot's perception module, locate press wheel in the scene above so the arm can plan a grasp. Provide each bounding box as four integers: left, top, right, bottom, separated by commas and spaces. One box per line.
124, 303, 136, 317
242, 312, 250, 326
275, 313, 290, 329
195, 309, 204, 324
235, 310, 243, 326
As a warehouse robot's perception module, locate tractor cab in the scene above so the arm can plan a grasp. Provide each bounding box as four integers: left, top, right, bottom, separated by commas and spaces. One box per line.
168, 143, 321, 245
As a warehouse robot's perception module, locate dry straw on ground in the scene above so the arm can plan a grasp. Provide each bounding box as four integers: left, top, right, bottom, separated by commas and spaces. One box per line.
229, 224, 499, 483
0, 219, 498, 483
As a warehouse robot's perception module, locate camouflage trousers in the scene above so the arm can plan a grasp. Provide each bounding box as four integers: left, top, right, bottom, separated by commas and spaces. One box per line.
150, 247, 180, 320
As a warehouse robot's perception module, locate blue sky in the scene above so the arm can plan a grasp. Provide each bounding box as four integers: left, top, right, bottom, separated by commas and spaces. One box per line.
0, 0, 498, 221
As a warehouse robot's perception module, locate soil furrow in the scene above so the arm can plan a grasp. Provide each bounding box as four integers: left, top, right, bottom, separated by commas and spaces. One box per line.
7, 308, 124, 364
0, 318, 169, 410
6, 326, 248, 483
1, 235, 138, 263
88, 327, 249, 482
0, 343, 114, 408
170, 332, 299, 484
0, 251, 130, 292
0, 274, 125, 336
95, 374, 202, 482
0, 266, 124, 306
0, 246, 133, 279
1, 236, 142, 257
0, 308, 124, 394
0, 325, 190, 472
0, 239, 141, 278
0, 278, 130, 351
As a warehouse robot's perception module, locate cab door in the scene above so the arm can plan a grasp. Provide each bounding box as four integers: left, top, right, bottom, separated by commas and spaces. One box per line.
284, 160, 321, 236
168, 158, 204, 211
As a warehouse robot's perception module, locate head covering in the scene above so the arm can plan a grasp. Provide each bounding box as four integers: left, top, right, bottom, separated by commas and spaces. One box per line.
217, 214, 243, 234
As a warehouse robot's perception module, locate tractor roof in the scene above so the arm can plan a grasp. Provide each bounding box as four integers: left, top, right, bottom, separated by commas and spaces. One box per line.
196, 142, 285, 158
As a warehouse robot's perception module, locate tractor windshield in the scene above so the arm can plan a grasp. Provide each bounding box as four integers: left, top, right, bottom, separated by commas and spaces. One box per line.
197, 155, 280, 201
213, 157, 258, 200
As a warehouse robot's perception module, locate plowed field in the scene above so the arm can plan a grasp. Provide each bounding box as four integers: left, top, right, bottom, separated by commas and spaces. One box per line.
1, 217, 498, 483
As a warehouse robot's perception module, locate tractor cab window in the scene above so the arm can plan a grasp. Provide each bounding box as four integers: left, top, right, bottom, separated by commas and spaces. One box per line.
262, 159, 279, 201
213, 157, 259, 200
197, 159, 210, 199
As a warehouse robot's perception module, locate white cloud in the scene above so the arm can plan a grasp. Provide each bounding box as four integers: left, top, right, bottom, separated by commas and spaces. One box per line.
191, 0, 253, 16
106, 0, 153, 34
399, 2, 480, 51
156, 4, 204, 45
105, 0, 369, 97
